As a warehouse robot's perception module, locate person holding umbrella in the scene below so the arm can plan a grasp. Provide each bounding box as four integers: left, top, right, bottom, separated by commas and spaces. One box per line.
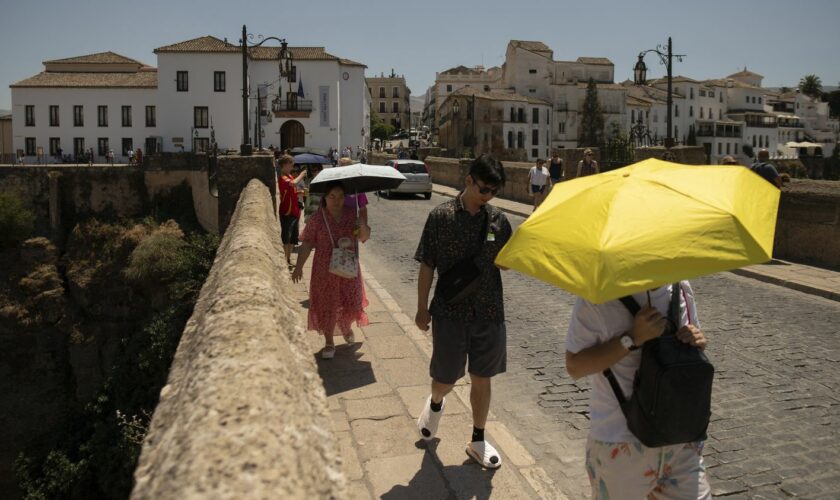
291, 181, 368, 359
338, 157, 371, 242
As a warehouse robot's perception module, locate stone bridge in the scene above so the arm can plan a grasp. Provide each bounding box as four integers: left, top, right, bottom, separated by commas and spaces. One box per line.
3, 150, 839, 497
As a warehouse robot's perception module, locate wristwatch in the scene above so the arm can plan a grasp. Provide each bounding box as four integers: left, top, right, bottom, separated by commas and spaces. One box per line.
619, 333, 638, 351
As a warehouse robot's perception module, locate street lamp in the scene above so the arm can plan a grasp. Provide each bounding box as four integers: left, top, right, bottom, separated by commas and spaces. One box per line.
239, 25, 293, 156
633, 37, 685, 149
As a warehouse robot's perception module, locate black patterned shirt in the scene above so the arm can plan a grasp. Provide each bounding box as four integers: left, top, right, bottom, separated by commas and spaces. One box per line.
414, 194, 512, 322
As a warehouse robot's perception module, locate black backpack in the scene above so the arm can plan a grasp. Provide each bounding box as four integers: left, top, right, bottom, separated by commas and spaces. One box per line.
603, 283, 714, 447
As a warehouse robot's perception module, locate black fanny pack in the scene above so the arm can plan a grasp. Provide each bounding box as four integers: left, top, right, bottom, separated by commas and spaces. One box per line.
604, 283, 715, 448
434, 212, 488, 305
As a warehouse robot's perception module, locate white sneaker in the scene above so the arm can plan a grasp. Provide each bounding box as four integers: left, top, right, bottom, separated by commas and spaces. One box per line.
466, 440, 502, 469
417, 395, 445, 440
343, 332, 355, 345
321, 345, 336, 359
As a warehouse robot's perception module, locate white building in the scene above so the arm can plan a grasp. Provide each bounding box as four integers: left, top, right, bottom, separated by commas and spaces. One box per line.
11, 35, 368, 163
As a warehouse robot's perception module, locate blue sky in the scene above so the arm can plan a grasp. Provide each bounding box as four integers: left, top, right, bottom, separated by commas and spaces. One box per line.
2, 0, 839, 111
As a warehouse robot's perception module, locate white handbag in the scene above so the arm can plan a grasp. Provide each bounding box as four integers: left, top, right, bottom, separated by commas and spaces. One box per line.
322, 210, 358, 279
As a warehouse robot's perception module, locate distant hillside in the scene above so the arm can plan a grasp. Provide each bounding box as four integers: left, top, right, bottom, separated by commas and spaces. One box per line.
0, 109, 10, 116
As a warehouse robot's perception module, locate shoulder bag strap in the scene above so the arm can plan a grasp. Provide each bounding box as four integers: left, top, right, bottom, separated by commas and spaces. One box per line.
322, 209, 336, 248
667, 282, 682, 334
603, 293, 641, 406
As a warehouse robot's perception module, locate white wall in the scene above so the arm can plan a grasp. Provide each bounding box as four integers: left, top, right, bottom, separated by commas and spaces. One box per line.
12, 86, 157, 162
156, 52, 242, 152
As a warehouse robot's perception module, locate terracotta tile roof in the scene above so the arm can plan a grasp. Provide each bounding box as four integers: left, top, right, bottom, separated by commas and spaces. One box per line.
626, 96, 653, 107
449, 87, 550, 105
339, 58, 366, 67
703, 78, 762, 90
154, 35, 356, 63
440, 65, 484, 75
576, 57, 613, 66
11, 71, 157, 88
44, 51, 145, 65
649, 75, 699, 84
154, 35, 236, 53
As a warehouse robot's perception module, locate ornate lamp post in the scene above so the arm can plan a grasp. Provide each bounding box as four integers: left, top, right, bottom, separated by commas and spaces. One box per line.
240, 25, 293, 155
633, 37, 685, 149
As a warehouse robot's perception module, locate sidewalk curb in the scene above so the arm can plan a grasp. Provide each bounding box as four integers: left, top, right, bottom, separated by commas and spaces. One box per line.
729, 267, 840, 302
432, 184, 840, 303
360, 261, 569, 499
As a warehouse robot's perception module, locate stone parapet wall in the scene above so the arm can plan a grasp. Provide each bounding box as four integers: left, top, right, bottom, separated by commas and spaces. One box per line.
775, 179, 840, 269
132, 179, 344, 499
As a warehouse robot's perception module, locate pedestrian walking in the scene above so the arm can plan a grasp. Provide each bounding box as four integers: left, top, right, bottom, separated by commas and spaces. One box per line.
127, 149, 135, 166
577, 149, 600, 178
528, 158, 551, 210
87, 148, 94, 166
292, 181, 368, 359
414, 154, 513, 469
565, 281, 711, 498
548, 152, 564, 187
107, 149, 115, 165
277, 154, 307, 267
751, 149, 782, 188
135, 147, 143, 166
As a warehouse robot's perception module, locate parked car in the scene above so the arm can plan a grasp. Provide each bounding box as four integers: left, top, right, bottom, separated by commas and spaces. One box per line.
382, 159, 432, 199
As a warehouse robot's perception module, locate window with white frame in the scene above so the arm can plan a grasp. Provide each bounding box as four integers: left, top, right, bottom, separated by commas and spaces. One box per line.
25, 137, 36, 155
214, 71, 226, 92
98, 105, 108, 126
49, 105, 59, 126
122, 106, 132, 127
146, 106, 156, 127
25, 105, 34, 126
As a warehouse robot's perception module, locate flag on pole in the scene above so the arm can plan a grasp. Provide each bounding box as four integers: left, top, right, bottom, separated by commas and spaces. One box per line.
297, 77, 305, 98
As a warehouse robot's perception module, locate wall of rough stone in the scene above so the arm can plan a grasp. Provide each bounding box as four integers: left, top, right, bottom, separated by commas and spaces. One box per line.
132, 179, 344, 499
775, 179, 840, 269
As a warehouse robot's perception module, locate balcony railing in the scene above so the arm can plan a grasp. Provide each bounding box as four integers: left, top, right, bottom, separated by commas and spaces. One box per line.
272, 99, 313, 113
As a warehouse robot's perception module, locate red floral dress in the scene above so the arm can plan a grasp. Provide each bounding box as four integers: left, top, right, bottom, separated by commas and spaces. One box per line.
300, 206, 369, 335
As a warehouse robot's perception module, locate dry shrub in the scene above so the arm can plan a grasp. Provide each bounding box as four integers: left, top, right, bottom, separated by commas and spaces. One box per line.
123, 220, 186, 284
0, 193, 35, 249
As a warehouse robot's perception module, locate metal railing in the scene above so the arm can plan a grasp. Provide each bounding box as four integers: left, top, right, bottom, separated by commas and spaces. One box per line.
272, 99, 313, 112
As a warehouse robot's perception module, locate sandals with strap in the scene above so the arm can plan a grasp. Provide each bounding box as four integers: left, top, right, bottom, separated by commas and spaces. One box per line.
466, 440, 502, 469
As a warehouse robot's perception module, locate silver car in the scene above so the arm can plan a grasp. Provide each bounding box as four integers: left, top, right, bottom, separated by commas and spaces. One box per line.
383, 159, 432, 199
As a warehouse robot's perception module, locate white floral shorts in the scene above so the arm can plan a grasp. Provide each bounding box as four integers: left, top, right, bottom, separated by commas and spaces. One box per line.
585, 437, 711, 500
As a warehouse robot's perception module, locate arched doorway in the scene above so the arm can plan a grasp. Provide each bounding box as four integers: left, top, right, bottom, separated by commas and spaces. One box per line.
280, 120, 305, 151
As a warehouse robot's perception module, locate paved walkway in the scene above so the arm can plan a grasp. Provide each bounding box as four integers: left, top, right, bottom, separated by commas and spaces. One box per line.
432, 183, 840, 302
291, 258, 567, 498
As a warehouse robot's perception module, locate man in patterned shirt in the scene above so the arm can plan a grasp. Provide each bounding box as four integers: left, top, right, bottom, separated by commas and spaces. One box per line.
414, 154, 512, 469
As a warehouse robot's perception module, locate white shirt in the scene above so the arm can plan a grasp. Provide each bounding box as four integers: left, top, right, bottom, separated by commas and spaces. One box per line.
529, 166, 550, 186
565, 282, 700, 443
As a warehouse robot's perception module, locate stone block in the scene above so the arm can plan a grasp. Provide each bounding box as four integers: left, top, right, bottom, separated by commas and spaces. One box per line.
380, 357, 429, 388
362, 322, 401, 339
351, 415, 423, 461
366, 335, 422, 359
364, 453, 449, 499
345, 395, 404, 421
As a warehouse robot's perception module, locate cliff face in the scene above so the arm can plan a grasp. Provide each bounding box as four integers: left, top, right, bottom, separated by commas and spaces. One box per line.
0, 221, 171, 497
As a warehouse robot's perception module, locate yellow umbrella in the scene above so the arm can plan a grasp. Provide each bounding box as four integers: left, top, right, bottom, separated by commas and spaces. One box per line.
495, 158, 780, 304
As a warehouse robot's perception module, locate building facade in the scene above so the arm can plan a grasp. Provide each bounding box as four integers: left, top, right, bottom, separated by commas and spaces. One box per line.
366, 72, 410, 132
438, 87, 551, 161
10, 36, 368, 163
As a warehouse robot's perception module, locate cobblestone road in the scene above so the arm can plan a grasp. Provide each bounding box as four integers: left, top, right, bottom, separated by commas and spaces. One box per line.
360, 192, 840, 499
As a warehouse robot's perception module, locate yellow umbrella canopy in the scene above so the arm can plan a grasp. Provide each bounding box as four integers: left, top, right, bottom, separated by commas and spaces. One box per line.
495, 158, 780, 304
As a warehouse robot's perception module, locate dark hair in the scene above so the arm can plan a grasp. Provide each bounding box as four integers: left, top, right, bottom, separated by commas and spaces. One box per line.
319, 181, 345, 206
468, 154, 505, 186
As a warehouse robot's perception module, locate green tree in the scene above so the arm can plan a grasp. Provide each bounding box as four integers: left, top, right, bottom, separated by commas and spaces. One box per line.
798, 74, 823, 99
370, 111, 394, 141
0, 192, 35, 249
579, 78, 605, 147
686, 125, 697, 146
825, 89, 840, 118
779, 86, 792, 94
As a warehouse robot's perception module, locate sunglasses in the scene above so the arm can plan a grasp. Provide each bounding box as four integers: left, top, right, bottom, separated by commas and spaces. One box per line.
474, 181, 500, 196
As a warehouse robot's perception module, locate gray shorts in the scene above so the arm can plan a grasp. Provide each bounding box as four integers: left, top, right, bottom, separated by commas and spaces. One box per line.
430, 317, 506, 384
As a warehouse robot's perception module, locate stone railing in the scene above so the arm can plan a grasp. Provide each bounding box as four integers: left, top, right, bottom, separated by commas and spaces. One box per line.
132, 179, 344, 499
